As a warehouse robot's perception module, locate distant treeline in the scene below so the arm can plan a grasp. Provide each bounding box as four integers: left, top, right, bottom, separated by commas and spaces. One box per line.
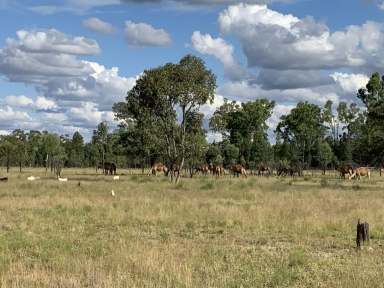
1, 56, 383, 174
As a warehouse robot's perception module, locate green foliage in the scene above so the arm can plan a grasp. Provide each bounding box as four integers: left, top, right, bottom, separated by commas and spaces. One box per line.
276, 102, 326, 166
210, 99, 275, 166
113, 55, 216, 180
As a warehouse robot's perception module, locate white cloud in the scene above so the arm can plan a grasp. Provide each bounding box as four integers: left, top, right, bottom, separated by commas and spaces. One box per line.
124, 21, 172, 47
0, 106, 30, 122
331, 73, 369, 94
0, 29, 137, 136
69, 102, 115, 127
4, 95, 33, 107
218, 4, 384, 72
35, 96, 58, 110
83, 17, 115, 34
191, 31, 246, 81
200, 94, 225, 118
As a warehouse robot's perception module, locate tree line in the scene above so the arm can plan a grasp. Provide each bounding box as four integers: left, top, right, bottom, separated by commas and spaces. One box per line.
1, 55, 384, 175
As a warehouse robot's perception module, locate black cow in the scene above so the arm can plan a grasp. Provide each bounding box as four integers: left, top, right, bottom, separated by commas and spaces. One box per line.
97, 162, 117, 175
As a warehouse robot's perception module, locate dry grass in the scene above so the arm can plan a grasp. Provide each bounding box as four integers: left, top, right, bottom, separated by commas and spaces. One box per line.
0, 168, 383, 287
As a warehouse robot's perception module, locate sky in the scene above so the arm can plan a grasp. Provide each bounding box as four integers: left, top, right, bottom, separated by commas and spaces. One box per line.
0, 0, 383, 140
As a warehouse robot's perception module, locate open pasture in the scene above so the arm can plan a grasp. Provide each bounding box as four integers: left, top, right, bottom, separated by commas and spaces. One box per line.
0, 168, 383, 287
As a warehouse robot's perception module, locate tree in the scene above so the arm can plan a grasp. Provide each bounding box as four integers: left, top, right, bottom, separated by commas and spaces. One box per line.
276, 102, 326, 167
184, 112, 208, 177
92, 122, 109, 169
210, 99, 275, 165
317, 141, 334, 174
114, 55, 216, 182
357, 72, 384, 166
11, 129, 28, 172
206, 144, 221, 165
0, 135, 16, 173
68, 132, 84, 167
222, 142, 239, 167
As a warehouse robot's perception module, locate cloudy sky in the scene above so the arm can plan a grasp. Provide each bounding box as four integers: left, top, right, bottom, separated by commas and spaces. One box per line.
0, 0, 383, 139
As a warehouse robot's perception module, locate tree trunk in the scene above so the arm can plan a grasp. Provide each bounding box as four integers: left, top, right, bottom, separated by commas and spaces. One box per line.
6, 154, 10, 173
176, 107, 186, 184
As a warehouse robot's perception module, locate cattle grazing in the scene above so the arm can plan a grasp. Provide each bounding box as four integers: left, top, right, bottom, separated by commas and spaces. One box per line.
277, 166, 289, 177
276, 162, 302, 177
27, 176, 40, 181
168, 163, 181, 180
213, 165, 225, 177
349, 167, 371, 180
150, 163, 168, 176
336, 164, 353, 179
231, 164, 247, 178
113, 175, 120, 180
58, 177, 68, 182
195, 164, 209, 176
288, 164, 302, 178
98, 162, 117, 175
257, 164, 272, 176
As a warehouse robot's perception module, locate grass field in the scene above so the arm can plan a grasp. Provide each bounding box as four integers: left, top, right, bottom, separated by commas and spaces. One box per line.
0, 168, 383, 287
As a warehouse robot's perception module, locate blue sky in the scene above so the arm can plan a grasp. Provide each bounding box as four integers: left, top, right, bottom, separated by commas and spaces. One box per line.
0, 0, 383, 139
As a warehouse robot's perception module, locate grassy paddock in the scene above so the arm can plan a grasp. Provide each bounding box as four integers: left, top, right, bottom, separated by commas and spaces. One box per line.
0, 168, 383, 287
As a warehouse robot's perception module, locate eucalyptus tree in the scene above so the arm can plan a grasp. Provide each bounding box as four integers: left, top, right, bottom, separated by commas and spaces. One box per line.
276, 102, 326, 167
210, 98, 275, 165
114, 55, 216, 182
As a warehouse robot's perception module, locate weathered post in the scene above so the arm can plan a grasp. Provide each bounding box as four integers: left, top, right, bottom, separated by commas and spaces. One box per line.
356, 219, 370, 249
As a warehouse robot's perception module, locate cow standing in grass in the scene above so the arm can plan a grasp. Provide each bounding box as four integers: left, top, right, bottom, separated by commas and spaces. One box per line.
195, 164, 209, 176
150, 163, 168, 176
257, 164, 272, 176
213, 165, 225, 177
349, 167, 371, 180
98, 162, 117, 175
336, 164, 353, 179
231, 164, 247, 178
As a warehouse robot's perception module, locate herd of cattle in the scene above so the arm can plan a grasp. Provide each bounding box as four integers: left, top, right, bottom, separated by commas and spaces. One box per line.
148, 162, 374, 180
0, 162, 374, 183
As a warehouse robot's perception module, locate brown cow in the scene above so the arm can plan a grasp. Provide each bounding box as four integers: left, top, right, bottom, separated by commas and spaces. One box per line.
213, 165, 225, 177
195, 164, 210, 176
231, 164, 247, 178
150, 163, 168, 176
336, 164, 353, 179
349, 167, 371, 180
257, 164, 272, 176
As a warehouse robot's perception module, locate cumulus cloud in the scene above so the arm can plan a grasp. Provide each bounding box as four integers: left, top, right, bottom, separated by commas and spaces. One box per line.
0, 106, 30, 122
219, 4, 384, 72
3, 95, 58, 111
35, 96, 58, 110
4, 95, 33, 107
83, 17, 116, 34
331, 73, 369, 94
191, 31, 246, 81
256, 69, 333, 90
121, 0, 293, 6
30, 0, 294, 14
0, 29, 137, 136
124, 21, 172, 47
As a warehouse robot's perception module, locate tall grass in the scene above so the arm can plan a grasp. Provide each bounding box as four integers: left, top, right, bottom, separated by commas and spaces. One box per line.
0, 168, 383, 287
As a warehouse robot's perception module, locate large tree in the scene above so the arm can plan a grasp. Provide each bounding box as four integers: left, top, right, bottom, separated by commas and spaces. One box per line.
357, 72, 384, 166
210, 99, 275, 165
276, 102, 326, 167
114, 55, 216, 182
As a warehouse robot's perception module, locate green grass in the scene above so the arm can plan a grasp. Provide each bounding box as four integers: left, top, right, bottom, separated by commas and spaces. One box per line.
0, 167, 383, 287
